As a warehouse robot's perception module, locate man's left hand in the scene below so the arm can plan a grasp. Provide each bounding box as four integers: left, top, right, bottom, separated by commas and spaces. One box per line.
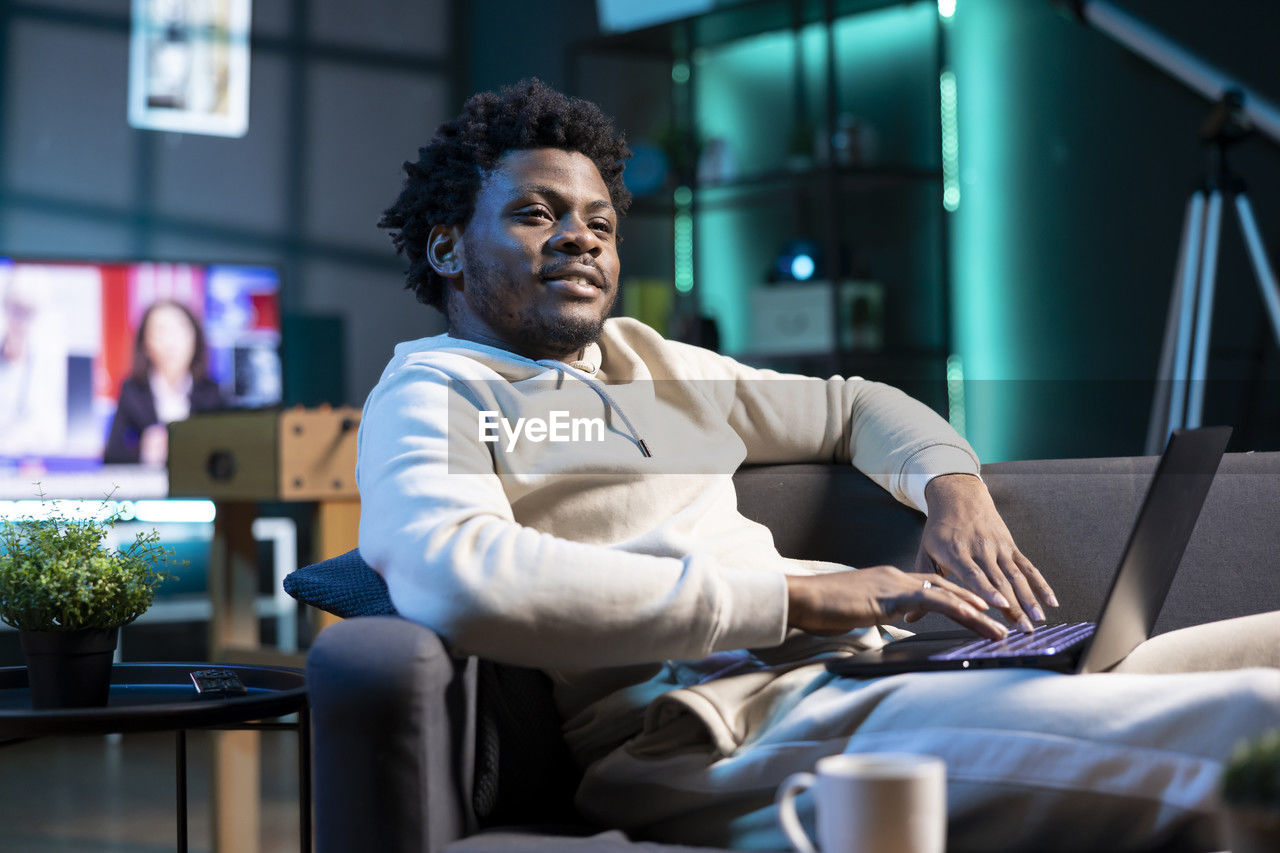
911, 473, 1058, 632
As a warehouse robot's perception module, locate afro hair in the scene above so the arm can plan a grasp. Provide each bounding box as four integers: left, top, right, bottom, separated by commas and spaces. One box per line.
378, 78, 632, 314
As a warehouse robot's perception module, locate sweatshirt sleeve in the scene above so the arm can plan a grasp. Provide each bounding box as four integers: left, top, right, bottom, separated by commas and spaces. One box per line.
660, 338, 981, 513
355, 360, 788, 670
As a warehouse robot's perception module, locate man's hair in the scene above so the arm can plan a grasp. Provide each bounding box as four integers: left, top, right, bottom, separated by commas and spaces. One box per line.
378, 78, 632, 313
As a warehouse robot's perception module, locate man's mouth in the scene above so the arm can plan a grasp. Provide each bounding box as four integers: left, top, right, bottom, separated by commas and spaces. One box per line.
541, 266, 603, 298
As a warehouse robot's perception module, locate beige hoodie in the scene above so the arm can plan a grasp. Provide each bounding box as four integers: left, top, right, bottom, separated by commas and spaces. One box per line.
356, 317, 979, 763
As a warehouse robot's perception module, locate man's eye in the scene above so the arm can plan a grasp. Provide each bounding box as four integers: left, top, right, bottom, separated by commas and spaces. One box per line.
591, 220, 614, 234
517, 209, 551, 221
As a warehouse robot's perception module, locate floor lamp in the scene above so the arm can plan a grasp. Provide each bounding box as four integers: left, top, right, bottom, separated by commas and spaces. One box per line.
1059, 1, 1280, 453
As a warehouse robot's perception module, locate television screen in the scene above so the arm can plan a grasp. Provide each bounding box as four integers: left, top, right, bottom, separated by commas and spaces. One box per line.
0, 259, 282, 499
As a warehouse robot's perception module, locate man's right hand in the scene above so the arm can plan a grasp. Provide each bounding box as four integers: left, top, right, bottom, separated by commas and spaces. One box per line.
785, 566, 1009, 640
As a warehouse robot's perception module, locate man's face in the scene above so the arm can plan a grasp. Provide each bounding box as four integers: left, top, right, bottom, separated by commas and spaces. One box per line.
446, 148, 621, 362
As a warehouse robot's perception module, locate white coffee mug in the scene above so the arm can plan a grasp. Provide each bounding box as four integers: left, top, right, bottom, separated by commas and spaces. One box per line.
775, 752, 946, 853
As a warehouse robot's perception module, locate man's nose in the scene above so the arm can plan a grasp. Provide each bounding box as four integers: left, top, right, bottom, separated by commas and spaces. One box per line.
548, 216, 601, 256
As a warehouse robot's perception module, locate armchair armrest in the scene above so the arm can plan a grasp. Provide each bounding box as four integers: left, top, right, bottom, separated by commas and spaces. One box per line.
308, 615, 477, 853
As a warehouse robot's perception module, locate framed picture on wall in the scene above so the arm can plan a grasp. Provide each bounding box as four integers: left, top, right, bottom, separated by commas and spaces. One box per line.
127, 0, 252, 138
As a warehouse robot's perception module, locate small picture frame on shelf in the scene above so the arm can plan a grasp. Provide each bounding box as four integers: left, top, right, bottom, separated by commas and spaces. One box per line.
748, 280, 884, 356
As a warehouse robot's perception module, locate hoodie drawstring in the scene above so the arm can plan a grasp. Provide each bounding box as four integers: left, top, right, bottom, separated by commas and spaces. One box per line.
536, 360, 653, 458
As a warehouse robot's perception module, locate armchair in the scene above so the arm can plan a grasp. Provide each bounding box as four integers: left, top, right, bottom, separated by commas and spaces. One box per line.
290, 453, 1280, 852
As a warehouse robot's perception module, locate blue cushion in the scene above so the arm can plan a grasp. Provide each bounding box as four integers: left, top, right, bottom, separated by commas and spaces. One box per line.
283, 548, 397, 618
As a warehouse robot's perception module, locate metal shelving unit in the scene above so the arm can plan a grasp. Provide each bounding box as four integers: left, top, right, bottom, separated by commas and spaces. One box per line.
572, 1, 954, 412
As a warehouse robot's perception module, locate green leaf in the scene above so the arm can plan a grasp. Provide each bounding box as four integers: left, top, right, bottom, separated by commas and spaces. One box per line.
0, 494, 180, 632
1223, 729, 1280, 808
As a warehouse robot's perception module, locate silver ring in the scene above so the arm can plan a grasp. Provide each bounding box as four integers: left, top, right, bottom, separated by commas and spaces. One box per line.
922, 580, 933, 591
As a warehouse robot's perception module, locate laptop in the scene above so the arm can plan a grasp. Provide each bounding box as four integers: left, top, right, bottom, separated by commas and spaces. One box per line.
826, 426, 1232, 678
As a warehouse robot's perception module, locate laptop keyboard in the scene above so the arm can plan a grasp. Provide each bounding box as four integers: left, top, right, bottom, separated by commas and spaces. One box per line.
928, 622, 1096, 661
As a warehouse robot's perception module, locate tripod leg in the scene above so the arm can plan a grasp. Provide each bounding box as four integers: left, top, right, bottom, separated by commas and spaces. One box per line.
1186, 189, 1224, 429
1147, 192, 1206, 453
1233, 193, 1280, 347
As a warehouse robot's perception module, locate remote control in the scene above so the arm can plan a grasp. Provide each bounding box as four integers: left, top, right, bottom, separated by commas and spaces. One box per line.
190, 668, 248, 696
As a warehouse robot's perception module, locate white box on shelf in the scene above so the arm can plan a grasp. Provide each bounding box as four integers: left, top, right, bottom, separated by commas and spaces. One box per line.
749, 280, 883, 355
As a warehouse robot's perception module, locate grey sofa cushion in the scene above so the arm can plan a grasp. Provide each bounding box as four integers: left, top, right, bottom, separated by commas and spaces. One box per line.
981, 451, 1280, 634
733, 463, 925, 573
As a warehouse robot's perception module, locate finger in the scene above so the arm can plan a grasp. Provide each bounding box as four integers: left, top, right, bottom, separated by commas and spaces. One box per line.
915, 572, 989, 612
998, 552, 1043, 624
973, 553, 1031, 631
938, 554, 1010, 612
1015, 551, 1059, 608
911, 587, 1007, 640
891, 576, 999, 632
899, 572, 986, 613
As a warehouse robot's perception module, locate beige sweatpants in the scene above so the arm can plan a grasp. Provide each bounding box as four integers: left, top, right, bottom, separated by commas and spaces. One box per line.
575, 611, 1280, 852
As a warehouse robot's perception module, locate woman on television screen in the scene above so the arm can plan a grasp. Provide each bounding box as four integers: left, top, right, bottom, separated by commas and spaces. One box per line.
104, 299, 224, 465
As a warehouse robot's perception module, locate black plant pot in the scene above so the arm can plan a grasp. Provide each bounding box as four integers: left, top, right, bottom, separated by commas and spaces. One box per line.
19, 627, 119, 709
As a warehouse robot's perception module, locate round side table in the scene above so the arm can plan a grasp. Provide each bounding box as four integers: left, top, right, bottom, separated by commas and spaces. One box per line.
0, 663, 309, 852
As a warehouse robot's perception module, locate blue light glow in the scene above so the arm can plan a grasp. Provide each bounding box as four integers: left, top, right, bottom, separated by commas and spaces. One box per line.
790, 254, 816, 281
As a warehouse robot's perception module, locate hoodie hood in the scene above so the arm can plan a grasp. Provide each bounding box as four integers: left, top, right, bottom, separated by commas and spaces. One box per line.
393, 332, 602, 382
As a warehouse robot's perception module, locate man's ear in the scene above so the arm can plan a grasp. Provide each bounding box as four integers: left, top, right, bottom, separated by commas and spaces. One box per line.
427, 225, 464, 280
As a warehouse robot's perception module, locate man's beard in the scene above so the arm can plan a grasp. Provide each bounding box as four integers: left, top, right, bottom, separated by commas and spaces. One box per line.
458, 255, 617, 357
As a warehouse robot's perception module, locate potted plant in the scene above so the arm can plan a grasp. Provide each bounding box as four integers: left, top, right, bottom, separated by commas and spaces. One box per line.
1220, 729, 1280, 852
0, 499, 174, 709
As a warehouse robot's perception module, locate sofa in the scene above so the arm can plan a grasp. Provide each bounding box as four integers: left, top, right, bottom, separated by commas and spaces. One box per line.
292, 451, 1280, 852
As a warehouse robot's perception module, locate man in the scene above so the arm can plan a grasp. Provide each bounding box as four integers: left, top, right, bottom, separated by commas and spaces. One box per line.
360, 80, 1280, 850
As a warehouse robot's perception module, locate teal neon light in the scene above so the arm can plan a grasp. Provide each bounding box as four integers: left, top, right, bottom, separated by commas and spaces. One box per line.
674, 185, 694, 293
948, 0, 1018, 460
946, 353, 966, 436
940, 69, 960, 212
